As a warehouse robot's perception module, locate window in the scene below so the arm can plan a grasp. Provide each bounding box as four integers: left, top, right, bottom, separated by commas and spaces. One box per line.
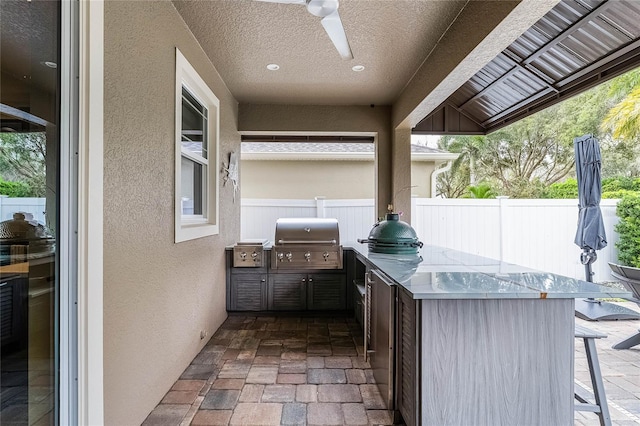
175, 48, 219, 242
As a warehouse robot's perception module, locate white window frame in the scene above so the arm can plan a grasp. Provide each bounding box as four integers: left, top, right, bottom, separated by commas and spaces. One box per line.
175, 48, 219, 242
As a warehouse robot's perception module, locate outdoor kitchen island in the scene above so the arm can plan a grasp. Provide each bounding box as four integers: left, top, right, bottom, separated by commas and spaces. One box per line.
351, 243, 631, 426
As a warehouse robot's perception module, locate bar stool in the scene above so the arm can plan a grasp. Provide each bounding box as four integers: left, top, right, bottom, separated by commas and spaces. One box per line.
574, 324, 611, 426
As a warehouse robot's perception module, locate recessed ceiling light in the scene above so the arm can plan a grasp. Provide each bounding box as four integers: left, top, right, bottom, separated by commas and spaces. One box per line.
266, 64, 280, 71
352, 65, 365, 72
43, 61, 57, 69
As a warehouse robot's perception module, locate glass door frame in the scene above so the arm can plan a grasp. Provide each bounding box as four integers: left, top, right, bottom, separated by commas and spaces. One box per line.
59, 0, 79, 424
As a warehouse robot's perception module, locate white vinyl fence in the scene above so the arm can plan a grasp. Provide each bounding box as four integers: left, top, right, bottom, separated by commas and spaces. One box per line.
0, 197, 46, 224
412, 198, 620, 283
241, 198, 376, 244
242, 197, 621, 283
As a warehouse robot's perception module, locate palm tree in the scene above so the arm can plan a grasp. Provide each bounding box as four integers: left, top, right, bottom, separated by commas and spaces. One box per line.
601, 69, 640, 140
464, 183, 496, 199
438, 135, 486, 185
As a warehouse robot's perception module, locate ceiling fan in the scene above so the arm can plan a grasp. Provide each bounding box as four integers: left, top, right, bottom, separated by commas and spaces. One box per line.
256, 0, 353, 60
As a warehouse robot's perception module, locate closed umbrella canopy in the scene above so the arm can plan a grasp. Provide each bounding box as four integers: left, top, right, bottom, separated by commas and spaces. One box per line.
574, 134, 607, 252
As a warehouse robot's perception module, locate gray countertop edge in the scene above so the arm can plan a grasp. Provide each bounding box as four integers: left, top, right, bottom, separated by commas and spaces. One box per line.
344, 242, 632, 301
226, 242, 632, 300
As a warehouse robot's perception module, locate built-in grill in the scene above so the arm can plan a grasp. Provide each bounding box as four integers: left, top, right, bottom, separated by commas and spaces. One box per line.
272, 218, 343, 270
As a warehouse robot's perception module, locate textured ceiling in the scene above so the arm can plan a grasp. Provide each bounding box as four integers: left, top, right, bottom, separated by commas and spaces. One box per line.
172, 0, 468, 105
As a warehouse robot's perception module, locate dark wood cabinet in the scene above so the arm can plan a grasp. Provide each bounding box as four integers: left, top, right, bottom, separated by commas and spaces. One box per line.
396, 286, 419, 426
268, 274, 307, 310
228, 274, 267, 311
307, 274, 346, 310
226, 248, 350, 312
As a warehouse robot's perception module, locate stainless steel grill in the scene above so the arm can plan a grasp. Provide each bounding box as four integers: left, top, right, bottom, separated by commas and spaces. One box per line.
272, 218, 343, 270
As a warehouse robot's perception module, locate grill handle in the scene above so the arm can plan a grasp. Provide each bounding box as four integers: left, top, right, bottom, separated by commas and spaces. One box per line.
277, 239, 337, 245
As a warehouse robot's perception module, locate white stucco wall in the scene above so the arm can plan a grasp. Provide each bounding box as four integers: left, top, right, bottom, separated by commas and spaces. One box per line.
103, 2, 239, 424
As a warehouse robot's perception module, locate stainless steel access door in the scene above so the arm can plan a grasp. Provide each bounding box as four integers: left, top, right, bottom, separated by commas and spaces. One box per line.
365, 269, 395, 410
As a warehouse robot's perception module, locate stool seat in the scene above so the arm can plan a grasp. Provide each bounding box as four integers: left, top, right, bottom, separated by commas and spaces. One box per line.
574, 324, 611, 426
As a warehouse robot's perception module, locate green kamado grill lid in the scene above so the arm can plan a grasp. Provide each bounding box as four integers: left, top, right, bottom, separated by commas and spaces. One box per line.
359, 213, 423, 254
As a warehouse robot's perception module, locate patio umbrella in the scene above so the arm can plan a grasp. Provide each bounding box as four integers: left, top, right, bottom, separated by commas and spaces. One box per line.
574, 133, 606, 271
573, 134, 639, 321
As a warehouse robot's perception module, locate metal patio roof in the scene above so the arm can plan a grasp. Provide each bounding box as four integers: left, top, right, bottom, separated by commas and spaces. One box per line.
413, 0, 640, 135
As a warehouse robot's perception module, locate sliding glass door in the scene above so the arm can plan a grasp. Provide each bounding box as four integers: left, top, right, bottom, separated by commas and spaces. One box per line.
0, 0, 72, 424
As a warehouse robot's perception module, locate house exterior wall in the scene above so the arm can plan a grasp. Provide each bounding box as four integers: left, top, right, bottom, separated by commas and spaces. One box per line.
411, 161, 437, 197
103, 2, 239, 425
241, 159, 437, 198
238, 104, 393, 217
242, 160, 374, 199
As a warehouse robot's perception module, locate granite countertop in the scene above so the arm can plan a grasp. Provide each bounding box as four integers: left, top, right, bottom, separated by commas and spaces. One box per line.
347, 242, 632, 300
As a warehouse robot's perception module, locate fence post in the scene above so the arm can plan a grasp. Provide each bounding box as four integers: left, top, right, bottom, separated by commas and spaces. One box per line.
497, 196, 509, 262
411, 195, 418, 227
315, 196, 326, 218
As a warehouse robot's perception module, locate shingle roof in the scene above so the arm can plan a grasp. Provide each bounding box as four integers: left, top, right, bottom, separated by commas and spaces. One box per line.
241, 142, 448, 154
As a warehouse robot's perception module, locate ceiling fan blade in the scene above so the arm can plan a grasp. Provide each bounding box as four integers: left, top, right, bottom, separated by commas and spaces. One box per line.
254, 0, 306, 4
321, 10, 353, 60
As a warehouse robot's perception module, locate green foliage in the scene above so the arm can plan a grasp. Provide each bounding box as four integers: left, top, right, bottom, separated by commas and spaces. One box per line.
0, 177, 34, 197
601, 69, 640, 141
543, 177, 640, 199
615, 194, 640, 268
602, 177, 640, 192
464, 183, 496, 199
0, 132, 46, 197
603, 189, 639, 199
544, 178, 578, 198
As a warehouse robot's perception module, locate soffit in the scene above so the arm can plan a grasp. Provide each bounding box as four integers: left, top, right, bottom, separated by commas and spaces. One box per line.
172, 0, 468, 105
414, 0, 640, 135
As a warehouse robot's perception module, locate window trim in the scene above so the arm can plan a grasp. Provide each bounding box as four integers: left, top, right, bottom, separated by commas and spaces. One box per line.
175, 48, 219, 242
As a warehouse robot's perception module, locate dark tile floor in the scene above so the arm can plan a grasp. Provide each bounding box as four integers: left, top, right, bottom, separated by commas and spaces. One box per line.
143, 314, 393, 426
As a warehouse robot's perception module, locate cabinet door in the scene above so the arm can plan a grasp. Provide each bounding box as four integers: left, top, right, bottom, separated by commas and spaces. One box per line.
307, 274, 347, 310
268, 274, 307, 310
396, 287, 418, 426
229, 274, 267, 311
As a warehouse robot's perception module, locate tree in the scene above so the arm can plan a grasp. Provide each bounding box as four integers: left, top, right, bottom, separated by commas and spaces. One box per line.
464, 183, 496, 199
601, 69, 640, 141
439, 135, 486, 185
435, 162, 469, 198
0, 132, 46, 197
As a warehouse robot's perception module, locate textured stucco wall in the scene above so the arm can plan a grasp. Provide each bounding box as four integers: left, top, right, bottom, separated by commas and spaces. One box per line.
411, 162, 437, 198
241, 159, 436, 199
238, 104, 392, 217
241, 160, 374, 199
103, 2, 239, 424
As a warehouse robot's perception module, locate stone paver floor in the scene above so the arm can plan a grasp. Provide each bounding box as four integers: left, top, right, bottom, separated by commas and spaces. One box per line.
575, 302, 640, 426
143, 314, 391, 426
143, 304, 640, 426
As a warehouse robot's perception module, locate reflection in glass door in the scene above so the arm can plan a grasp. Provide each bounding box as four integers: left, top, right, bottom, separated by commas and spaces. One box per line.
1, 0, 61, 424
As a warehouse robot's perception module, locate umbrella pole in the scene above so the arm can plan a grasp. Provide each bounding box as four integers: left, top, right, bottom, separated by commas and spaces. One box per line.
582, 249, 598, 303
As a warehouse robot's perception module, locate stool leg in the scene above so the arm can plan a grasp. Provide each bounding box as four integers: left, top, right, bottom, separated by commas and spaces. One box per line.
583, 338, 612, 426
612, 331, 640, 350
